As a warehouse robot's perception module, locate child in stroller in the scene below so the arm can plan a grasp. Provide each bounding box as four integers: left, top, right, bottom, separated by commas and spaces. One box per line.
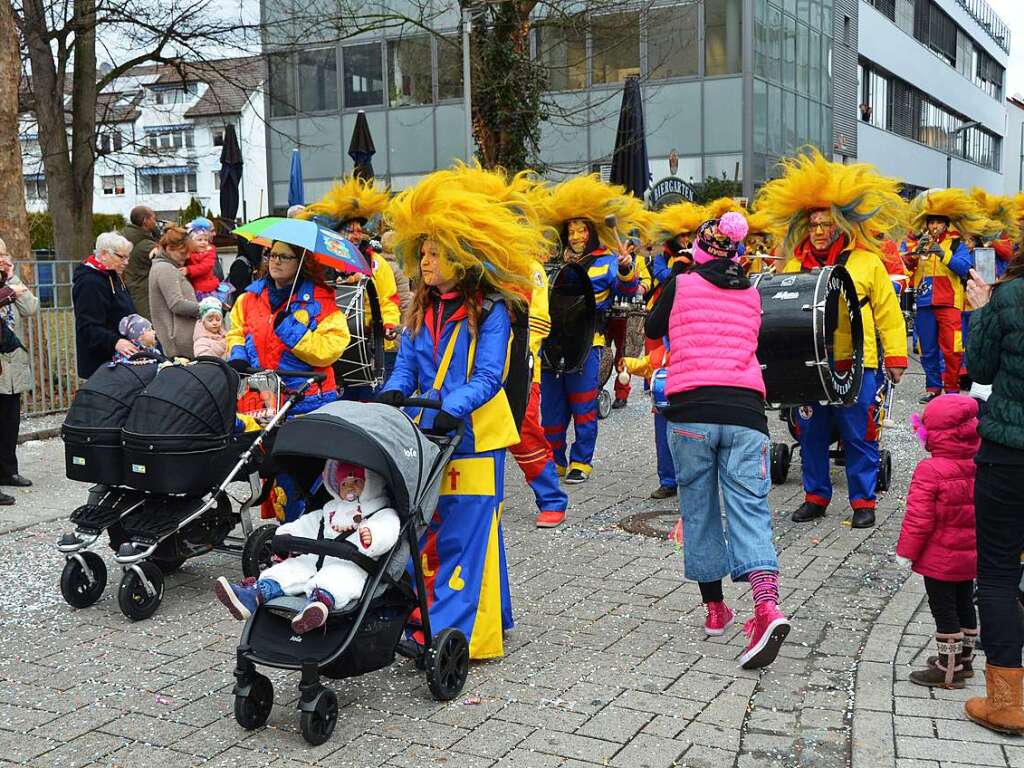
214, 460, 400, 633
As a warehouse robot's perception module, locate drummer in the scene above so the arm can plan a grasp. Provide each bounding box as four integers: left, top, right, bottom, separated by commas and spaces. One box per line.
302, 175, 401, 397
740, 212, 777, 275
538, 176, 641, 484
757, 149, 907, 529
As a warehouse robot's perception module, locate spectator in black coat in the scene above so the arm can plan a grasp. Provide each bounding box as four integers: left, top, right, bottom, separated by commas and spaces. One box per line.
72, 232, 137, 379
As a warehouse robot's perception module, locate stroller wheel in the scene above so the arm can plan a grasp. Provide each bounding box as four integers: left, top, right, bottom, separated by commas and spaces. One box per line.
60, 552, 107, 609
299, 688, 338, 746
769, 443, 791, 485
234, 673, 273, 730
597, 390, 612, 420
117, 562, 165, 621
877, 449, 893, 493
241, 524, 278, 578
426, 628, 470, 701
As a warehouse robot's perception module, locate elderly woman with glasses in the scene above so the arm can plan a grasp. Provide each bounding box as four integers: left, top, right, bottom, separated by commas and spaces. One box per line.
226, 240, 350, 522
73, 231, 137, 379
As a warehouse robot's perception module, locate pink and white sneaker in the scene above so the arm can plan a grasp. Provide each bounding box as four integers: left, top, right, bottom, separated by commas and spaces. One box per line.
704, 601, 735, 637
291, 601, 329, 634
738, 603, 791, 669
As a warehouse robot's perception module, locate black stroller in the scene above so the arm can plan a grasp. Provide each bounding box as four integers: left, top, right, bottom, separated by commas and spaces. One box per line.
230, 399, 469, 746
58, 358, 323, 620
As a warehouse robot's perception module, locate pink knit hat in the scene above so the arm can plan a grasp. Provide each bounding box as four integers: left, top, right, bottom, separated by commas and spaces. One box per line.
691, 212, 749, 265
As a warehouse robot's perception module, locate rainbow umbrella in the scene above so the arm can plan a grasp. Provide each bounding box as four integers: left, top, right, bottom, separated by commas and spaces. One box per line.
234, 217, 371, 276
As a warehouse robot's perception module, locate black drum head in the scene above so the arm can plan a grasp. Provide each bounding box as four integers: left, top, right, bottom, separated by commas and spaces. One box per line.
820, 265, 864, 405
541, 263, 596, 374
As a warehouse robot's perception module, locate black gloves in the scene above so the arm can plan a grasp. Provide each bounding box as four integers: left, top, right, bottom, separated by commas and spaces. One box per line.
227, 359, 251, 373
432, 410, 460, 434
376, 390, 405, 406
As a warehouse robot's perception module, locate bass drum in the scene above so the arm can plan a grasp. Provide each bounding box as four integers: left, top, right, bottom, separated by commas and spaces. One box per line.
541, 262, 596, 375
752, 266, 864, 407
333, 276, 385, 389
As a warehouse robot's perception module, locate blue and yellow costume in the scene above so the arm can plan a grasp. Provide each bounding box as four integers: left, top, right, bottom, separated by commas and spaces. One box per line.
226, 271, 351, 521
380, 167, 546, 659
758, 149, 908, 527
537, 176, 642, 480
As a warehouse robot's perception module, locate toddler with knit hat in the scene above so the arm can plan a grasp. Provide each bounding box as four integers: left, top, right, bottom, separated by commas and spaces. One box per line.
193, 296, 227, 358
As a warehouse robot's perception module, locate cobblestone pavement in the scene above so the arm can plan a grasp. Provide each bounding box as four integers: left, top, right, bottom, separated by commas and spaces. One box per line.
0, 369, 944, 767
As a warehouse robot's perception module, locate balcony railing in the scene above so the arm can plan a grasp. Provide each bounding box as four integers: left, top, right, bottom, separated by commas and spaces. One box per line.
954, 0, 1011, 54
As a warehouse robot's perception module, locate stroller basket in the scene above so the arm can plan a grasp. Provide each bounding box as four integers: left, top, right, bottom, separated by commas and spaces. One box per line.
62, 362, 159, 486
121, 360, 242, 494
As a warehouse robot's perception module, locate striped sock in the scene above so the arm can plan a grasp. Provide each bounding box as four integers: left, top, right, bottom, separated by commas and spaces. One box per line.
748, 571, 779, 608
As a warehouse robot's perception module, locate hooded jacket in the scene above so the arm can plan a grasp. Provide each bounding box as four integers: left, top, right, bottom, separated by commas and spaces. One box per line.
148, 252, 201, 359
122, 222, 157, 318
193, 317, 227, 358
896, 394, 979, 582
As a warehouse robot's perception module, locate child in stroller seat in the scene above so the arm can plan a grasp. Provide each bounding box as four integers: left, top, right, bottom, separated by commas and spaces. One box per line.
214, 460, 400, 633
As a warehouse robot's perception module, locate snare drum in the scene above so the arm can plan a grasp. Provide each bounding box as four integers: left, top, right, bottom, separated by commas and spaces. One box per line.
751, 266, 865, 407
333, 277, 385, 388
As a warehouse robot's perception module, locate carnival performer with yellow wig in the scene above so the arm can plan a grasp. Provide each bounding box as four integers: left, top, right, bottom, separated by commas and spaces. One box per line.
537, 176, 641, 484
970, 188, 1019, 277
906, 189, 993, 403
303, 175, 402, 397
759, 149, 908, 529
651, 201, 706, 291
740, 211, 778, 274
376, 170, 545, 659
425, 162, 570, 528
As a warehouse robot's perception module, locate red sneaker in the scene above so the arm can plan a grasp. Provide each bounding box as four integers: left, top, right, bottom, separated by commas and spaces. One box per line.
536, 510, 566, 528
739, 603, 791, 669
703, 601, 735, 637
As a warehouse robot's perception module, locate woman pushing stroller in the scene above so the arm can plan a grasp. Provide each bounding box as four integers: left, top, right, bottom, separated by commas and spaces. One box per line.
375, 171, 547, 660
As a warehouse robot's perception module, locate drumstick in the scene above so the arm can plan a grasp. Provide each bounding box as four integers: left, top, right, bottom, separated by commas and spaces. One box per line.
604, 214, 627, 255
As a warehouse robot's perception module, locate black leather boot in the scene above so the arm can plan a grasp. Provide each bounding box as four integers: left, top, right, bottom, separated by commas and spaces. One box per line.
851, 508, 876, 528
791, 501, 827, 523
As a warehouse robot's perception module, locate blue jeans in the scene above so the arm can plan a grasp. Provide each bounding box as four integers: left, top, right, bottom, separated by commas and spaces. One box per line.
667, 422, 778, 583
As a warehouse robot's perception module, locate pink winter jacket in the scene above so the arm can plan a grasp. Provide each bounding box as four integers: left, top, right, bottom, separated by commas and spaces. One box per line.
896, 394, 979, 582
193, 319, 227, 359
665, 271, 766, 398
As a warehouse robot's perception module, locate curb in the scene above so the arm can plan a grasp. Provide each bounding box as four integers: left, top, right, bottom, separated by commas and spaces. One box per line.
18, 426, 61, 444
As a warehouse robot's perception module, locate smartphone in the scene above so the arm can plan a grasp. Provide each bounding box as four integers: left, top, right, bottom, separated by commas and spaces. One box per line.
975, 247, 997, 285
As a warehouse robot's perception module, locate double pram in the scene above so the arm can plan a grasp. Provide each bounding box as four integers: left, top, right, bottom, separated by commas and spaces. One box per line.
58, 358, 322, 620
229, 398, 469, 745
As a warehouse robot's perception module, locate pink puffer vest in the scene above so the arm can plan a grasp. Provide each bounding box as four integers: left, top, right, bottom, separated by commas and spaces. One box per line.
665, 272, 765, 397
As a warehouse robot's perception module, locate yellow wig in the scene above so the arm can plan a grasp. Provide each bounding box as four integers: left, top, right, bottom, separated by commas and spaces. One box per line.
745, 210, 772, 235
383, 170, 545, 305
705, 197, 745, 220
303, 175, 391, 225
756, 148, 906, 258
909, 188, 1000, 240
652, 201, 708, 243
538, 175, 641, 250
969, 187, 1020, 241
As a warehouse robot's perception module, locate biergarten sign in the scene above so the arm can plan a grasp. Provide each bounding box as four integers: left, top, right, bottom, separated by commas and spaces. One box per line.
649, 176, 695, 209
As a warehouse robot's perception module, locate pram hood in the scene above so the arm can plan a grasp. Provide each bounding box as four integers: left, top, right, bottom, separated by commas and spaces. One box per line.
64, 362, 159, 430
123, 359, 239, 439
270, 401, 441, 524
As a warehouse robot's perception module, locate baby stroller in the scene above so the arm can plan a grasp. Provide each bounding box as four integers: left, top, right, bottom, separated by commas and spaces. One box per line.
769, 374, 895, 493
57, 358, 324, 620
230, 398, 469, 746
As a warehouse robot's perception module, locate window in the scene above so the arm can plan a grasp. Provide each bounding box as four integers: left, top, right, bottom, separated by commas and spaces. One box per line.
917, 1, 956, 66
783, 14, 796, 89
767, 7, 782, 83
955, 30, 973, 80
24, 177, 46, 201
436, 36, 463, 100
895, 0, 914, 35
343, 43, 384, 108
299, 48, 339, 112
648, 5, 699, 80
534, 21, 587, 91
975, 50, 1004, 99
890, 79, 919, 139
212, 128, 225, 147
144, 171, 197, 195
268, 52, 297, 117
705, 0, 742, 76
100, 175, 125, 196
796, 22, 809, 95
387, 36, 433, 107
591, 12, 640, 85
97, 131, 122, 154
867, 0, 895, 21
213, 171, 221, 190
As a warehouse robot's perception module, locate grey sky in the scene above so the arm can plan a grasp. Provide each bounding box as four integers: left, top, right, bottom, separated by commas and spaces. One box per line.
986, 0, 1024, 98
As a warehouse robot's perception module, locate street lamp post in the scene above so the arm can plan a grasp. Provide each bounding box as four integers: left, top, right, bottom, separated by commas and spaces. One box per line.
462, 5, 473, 162
947, 120, 982, 187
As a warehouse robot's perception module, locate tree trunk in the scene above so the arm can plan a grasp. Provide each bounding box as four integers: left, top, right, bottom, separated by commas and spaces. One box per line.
20, 0, 96, 260
0, 1, 29, 262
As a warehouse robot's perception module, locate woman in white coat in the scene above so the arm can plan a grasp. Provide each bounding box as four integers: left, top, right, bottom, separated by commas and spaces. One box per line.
0, 237, 39, 503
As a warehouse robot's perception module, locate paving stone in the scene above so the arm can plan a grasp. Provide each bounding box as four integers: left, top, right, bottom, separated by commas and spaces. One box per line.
98, 711, 197, 747
575, 705, 651, 743
609, 733, 688, 768
27, 731, 129, 768
450, 718, 534, 759
520, 729, 620, 763
897, 735, 1006, 766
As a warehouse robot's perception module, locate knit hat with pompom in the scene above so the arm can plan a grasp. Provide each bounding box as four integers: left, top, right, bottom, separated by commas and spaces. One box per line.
692, 211, 749, 265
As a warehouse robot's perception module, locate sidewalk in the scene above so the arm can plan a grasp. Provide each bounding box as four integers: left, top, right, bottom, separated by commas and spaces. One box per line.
0, 371, 928, 767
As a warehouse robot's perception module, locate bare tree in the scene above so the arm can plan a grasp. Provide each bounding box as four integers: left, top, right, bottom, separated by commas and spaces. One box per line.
0, 1, 29, 262
12, 0, 260, 258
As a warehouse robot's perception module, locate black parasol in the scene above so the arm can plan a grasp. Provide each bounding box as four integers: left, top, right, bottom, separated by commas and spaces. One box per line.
609, 76, 650, 199
218, 124, 243, 224
348, 110, 376, 180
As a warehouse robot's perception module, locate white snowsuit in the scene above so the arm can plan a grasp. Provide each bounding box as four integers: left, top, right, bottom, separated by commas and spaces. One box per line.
259, 465, 400, 607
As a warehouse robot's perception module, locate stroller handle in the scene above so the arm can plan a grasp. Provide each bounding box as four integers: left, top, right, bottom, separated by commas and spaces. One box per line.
400, 397, 467, 441
230, 360, 327, 384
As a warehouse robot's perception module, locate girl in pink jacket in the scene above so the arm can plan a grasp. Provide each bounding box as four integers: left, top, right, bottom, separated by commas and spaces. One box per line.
897, 393, 979, 689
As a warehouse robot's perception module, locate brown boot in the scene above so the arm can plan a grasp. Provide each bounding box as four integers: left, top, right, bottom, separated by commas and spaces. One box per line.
911, 633, 965, 689
928, 627, 976, 679
965, 665, 1024, 735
